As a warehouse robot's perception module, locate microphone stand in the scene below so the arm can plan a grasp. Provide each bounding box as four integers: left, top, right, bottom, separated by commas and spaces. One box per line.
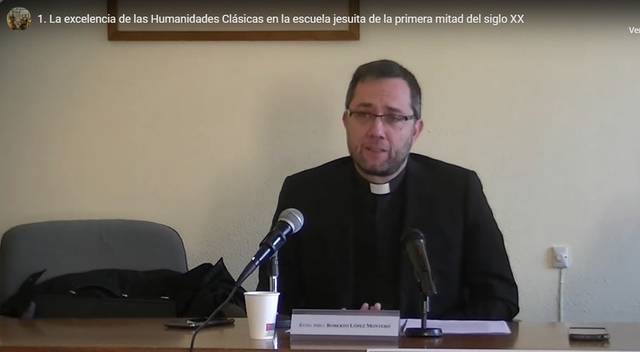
269, 253, 291, 329
404, 295, 442, 337
269, 253, 279, 292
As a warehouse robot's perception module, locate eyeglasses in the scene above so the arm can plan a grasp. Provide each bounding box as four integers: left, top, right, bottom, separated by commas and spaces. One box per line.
346, 109, 416, 127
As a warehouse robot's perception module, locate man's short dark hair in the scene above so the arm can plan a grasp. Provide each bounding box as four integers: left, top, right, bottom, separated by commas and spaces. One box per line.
345, 59, 422, 119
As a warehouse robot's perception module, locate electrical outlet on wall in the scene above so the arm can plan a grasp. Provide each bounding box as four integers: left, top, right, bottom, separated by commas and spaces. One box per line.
551, 246, 570, 268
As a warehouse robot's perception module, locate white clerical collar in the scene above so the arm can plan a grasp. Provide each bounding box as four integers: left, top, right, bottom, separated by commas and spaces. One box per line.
369, 182, 391, 195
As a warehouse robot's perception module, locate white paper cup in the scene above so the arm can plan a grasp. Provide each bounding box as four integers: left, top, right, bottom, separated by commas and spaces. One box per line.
244, 291, 280, 339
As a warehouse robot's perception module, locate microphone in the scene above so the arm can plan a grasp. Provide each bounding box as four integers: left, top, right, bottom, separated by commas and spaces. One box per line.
402, 228, 442, 338
402, 228, 437, 297
187, 209, 303, 351
236, 208, 304, 285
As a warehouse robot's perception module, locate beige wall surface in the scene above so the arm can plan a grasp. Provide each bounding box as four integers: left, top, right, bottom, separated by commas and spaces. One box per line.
1, 0, 639, 322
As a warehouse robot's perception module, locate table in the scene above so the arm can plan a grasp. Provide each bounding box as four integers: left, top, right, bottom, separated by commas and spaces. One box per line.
1, 317, 638, 351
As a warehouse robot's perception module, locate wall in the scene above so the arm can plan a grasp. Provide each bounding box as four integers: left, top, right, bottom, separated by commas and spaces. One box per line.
1, 0, 639, 321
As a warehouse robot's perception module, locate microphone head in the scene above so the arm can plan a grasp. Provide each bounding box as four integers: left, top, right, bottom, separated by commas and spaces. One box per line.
401, 228, 425, 244
278, 208, 304, 234
402, 228, 437, 296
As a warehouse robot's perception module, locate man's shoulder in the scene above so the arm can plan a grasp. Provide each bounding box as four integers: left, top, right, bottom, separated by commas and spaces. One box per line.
277, 157, 352, 205
409, 153, 476, 178
285, 156, 353, 182
283, 154, 477, 182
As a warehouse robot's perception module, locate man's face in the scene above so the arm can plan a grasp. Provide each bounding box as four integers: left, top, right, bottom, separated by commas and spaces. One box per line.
343, 78, 423, 179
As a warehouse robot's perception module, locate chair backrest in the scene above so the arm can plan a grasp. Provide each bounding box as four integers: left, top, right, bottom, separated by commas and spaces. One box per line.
0, 219, 188, 303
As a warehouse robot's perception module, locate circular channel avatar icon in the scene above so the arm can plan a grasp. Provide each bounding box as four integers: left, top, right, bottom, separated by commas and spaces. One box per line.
7, 7, 32, 30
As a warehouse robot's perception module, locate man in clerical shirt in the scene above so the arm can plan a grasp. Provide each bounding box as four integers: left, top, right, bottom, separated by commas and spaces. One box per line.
258, 59, 519, 320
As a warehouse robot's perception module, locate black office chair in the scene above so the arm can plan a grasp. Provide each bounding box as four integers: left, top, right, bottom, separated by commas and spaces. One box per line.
0, 219, 189, 317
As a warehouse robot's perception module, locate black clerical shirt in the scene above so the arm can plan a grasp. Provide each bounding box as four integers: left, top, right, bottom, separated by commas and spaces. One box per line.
351, 168, 407, 310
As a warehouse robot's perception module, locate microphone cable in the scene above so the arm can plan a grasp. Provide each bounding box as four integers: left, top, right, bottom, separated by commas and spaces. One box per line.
188, 284, 240, 352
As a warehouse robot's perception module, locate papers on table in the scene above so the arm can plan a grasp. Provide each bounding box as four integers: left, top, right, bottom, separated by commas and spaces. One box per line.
402, 319, 511, 335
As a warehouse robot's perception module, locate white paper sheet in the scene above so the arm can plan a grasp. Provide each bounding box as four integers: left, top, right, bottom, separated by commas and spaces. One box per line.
402, 319, 511, 335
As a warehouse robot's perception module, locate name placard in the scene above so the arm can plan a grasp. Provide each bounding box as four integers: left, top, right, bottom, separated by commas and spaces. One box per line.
290, 309, 400, 337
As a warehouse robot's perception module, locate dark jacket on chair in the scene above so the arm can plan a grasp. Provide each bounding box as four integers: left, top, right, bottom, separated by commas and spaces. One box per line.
1, 259, 245, 318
